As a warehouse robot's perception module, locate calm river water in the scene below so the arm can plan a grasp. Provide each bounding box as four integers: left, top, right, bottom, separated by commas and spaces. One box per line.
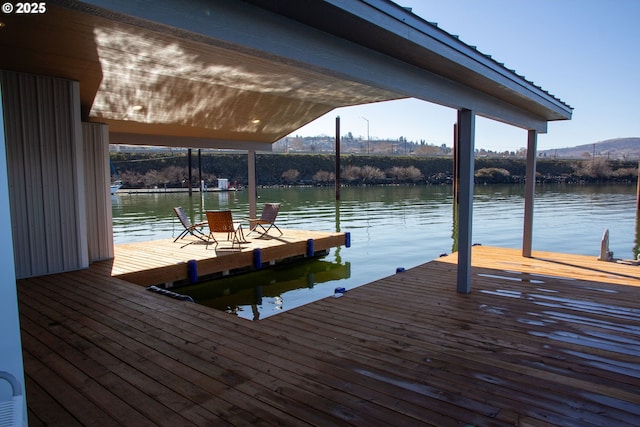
112, 184, 639, 320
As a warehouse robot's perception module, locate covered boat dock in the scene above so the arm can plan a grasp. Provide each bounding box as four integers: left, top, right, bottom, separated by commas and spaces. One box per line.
0, 0, 580, 424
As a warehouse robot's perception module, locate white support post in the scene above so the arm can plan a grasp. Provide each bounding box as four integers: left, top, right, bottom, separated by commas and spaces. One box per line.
456, 109, 475, 294
248, 149, 257, 222
523, 129, 537, 257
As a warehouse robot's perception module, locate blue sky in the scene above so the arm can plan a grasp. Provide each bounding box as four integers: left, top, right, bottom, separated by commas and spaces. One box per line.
289, 0, 640, 152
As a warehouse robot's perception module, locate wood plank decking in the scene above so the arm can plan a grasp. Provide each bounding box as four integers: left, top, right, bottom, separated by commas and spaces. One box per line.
18, 246, 640, 426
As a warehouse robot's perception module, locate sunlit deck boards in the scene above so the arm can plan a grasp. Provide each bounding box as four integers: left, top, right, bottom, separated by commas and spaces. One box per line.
18, 246, 640, 426
95, 229, 347, 286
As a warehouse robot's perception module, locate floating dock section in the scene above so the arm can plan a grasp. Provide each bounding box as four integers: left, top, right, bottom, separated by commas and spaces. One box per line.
95, 229, 349, 287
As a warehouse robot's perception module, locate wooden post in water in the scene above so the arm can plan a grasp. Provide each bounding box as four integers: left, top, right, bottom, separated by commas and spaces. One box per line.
188, 148, 193, 196
247, 150, 257, 223
198, 149, 202, 191
335, 116, 341, 201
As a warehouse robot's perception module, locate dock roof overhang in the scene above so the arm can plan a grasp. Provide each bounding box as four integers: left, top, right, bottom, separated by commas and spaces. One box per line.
0, 0, 572, 150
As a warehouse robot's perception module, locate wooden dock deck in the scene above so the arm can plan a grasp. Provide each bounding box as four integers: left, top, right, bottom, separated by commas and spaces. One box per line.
18, 245, 640, 426
95, 229, 347, 286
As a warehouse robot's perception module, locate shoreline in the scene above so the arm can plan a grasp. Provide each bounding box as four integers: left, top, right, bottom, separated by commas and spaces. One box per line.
113, 187, 242, 195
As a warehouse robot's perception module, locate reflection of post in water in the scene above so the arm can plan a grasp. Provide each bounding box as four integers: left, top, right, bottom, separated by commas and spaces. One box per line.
335, 198, 342, 262
334, 199, 344, 263
251, 286, 263, 321
199, 188, 205, 223
254, 285, 263, 305
452, 202, 459, 254
334, 246, 342, 265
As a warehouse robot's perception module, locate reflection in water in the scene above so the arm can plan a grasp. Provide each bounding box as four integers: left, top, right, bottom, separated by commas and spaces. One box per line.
180, 259, 351, 320
113, 184, 638, 319
451, 202, 459, 254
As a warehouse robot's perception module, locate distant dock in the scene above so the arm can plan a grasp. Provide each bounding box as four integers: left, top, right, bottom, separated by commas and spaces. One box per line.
113, 187, 241, 195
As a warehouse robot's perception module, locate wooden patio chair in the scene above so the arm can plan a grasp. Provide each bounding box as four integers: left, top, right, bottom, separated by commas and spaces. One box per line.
205, 210, 246, 250
0, 371, 23, 427
173, 207, 208, 247
248, 203, 282, 236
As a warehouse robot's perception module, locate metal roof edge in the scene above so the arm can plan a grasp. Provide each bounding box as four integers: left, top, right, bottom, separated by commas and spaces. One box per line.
333, 0, 573, 118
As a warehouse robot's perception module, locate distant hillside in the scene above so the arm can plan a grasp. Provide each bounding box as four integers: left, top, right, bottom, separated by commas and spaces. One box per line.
539, 137, 640, 160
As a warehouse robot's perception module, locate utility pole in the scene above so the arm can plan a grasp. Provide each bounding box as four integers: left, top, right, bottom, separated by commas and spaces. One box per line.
361, 116, 369, 154
188, 148, 193, 196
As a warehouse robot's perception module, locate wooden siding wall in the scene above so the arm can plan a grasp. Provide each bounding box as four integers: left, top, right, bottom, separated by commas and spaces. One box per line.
82, 123, 114, 262
1, 71, 88, 279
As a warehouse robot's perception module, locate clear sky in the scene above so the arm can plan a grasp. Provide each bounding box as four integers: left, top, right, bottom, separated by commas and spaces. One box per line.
288, 0, 640, 152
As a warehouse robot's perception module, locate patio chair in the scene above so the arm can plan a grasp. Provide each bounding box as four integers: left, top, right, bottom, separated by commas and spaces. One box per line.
248, 203, 282, 236
205, 210, 246, 250
0, 371, 23, 427
173, 207, 208, 246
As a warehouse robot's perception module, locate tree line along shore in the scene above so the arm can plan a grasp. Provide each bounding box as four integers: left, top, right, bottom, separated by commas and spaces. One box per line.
110, 152, 638, 188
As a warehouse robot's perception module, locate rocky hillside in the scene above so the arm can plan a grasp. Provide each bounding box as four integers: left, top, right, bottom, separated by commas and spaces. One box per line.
539, 137, 639, 160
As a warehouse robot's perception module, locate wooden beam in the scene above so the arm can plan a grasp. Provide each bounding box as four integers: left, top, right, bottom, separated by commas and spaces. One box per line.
109, 133, 273, 151
248, 150, 257, 221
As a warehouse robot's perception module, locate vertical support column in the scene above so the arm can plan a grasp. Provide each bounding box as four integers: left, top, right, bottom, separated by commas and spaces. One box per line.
82, 122, 113, 262
248, 149, 257, 222
456, 109, 475, 294
523, 129, 537, 257
335, 116, 341, 201
71, 81, 89, 269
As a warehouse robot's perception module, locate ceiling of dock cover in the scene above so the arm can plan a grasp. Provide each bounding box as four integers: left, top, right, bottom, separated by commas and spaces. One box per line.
0, 0, 571, 150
